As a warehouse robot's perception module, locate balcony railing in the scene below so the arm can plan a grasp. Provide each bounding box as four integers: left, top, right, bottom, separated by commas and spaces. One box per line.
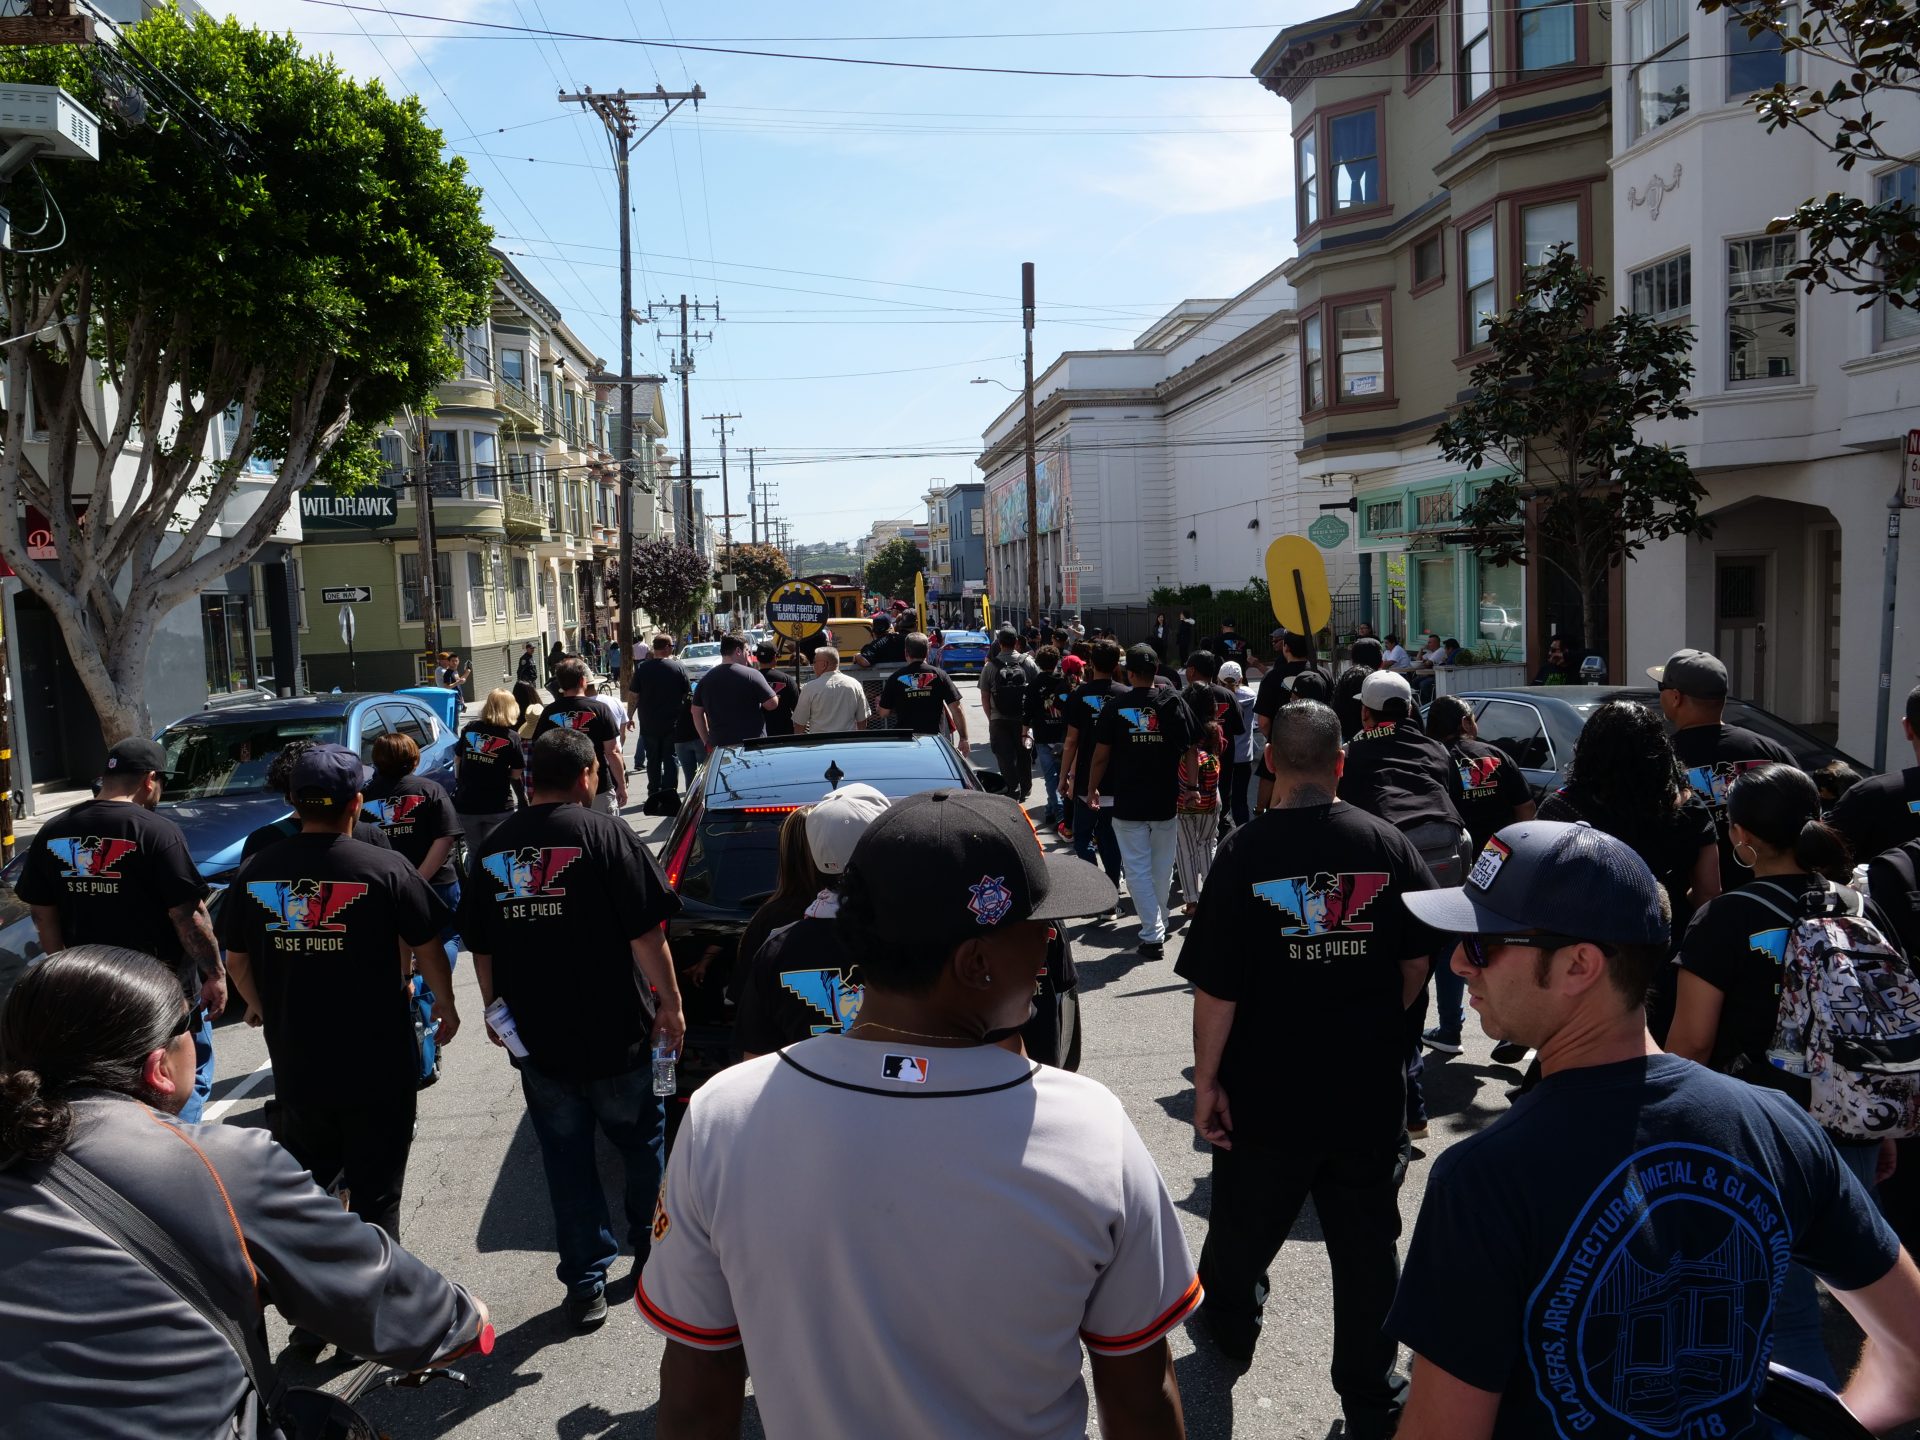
504, 486, 546, 539
497, 374, 542, 432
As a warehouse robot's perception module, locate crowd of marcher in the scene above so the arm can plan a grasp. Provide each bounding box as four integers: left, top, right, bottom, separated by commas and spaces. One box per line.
5, 614, 1920, 1440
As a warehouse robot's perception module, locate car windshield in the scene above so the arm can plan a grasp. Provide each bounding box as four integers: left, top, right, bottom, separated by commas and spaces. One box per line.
159, 716, 345, 800
684, 644, 721, 659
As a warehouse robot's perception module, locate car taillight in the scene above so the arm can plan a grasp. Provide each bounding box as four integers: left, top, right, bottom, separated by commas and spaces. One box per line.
738, 805, 802, 814
665, 806, 701, 889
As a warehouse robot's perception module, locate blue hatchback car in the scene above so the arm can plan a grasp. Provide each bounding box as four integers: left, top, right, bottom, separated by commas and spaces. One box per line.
937, 629, 992, 677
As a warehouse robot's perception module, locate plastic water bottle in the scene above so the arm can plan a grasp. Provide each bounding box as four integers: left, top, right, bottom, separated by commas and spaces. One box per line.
483, 998, 529, 1059
652, 1042, 678, 1097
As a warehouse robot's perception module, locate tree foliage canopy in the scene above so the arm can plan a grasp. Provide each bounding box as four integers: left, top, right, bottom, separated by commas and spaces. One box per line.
717, 540, 790, 611
1434, 251, 1709, 651
0, 9, 495, 738
863, 536, 926, 604
628, 536, 711, 639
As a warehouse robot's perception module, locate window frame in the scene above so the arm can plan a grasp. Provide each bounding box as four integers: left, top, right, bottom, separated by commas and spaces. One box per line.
1725, 232, 1800, 387
1295, 121, 1319, 233
1626, 0, 1692, 143
1629, 249, 1694, 324
398, 549, 454, 626
1512, 187, 1588, 282
1300, 310, 1325, 413
1294, 93, 1392, 236
1329, 292, 1394, 408
1406, 18, 1441, 92
1456, 0, 1494, 112
1411, 225, 1447, 297
1513, 0, 1580, 74
1458, 207, 1499, 356
1724, 5, 1794, 102
1873, 163, 1920, 351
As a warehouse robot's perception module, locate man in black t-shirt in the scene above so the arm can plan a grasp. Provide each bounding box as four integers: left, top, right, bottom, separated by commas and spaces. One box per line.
691, 633, 780, 750
981, 629, 1039, 801
1253, 630, 1322, 733
239, 738, 394, 866
18, 736, 221, 1121
1058, 639, 1123, 885
853, 613, 907, 668
1332, 638, 1385, 741
465, 729, 685, 1331
1833, 682, 1920, 865
1389, 819, 1920, 1440
875, 631, 965, 740
1196, 617, 1249, 669
632, 634, 694, 809
221, 744, 454, 1242
753, 641, 801, 737
1088, 644, 1198, 959
1175, 701, 1438, 1432
1027, 645, 1074, 828
1180, 650, 1247, 752
1653, 647, 1798, 886
537, 658, 629, 815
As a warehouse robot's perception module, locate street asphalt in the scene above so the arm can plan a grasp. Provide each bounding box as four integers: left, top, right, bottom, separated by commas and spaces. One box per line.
197, 677, 1888, 1439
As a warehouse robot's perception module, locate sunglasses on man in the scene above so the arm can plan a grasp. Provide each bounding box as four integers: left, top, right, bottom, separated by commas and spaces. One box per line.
1460, 933, 1588, 969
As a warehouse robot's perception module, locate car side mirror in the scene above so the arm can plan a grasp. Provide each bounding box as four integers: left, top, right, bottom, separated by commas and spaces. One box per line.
974, 766, 1007, 794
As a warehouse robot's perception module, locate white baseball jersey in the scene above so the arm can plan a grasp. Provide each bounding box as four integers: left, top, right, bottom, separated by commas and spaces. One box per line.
639, 1035, 1200, 1439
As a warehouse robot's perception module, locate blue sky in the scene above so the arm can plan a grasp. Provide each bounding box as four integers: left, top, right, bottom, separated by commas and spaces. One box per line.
225, 2, 1322, 543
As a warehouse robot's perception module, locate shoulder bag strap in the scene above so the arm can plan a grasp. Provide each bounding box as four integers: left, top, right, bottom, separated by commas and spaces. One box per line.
41, 1151, 279, 1403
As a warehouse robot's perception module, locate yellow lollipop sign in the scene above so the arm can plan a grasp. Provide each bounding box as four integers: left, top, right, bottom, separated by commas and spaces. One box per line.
1265, 535, 1332, 638
768, 580, 829, 641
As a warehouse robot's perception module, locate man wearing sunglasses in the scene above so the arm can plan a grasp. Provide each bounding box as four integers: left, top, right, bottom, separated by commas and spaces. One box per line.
1385, 819, 1920, 1440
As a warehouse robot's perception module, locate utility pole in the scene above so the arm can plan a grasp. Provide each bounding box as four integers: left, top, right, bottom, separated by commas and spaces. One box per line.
1021, 261, 1040, 626
745, 447, 763, 543
648, 293, 720, 550
415, 418, 442, 673
705, 413, 742, 555
560, 85, 702, 692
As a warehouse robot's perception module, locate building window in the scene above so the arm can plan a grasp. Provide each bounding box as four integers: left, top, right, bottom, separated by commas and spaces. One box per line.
1521, 198, 1581, 271
426, 429, 459, 494
1415, 552, 1459, 643
1302, 312, 1325, 410
250, 558, 308, 633
1463, 219, 1497, 347
1876, 165, 1920, 348
1726, 8, 1791, 98
1328, 108, 1380, 211
1334, 301, 1387, 401
561, 572, 577, 623
457, 322, 490, 381
513, 555, 533, 617
201, 596, 256, 695
1296, 128, 1318, 229
467, 551, 487, 621
499, 347, 527, 394
1727, 234, 1798, 384
1458, 0, 1493, 106
471, 431, 499, 500
1630, 252, 1693, 322
1517, 0, 1576, 69
1628, 0, 1690, 141
400, 551, 453, 623
494, 555, 508, 620
1363, 497, 1404, 537
1416, 489, 1456, 528
1413, 231, 1444, 290
1408, 24, 1439, 82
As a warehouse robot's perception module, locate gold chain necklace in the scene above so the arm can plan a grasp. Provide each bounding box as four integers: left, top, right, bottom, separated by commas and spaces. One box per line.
844, 1020, 982, 1045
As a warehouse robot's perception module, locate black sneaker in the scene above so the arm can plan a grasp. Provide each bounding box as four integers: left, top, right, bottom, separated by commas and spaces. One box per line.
1490, 1040, 1529, 1064
1138, 940, 1165, 959
564, 1288, 609, 1332
1421, 1026, 1463, 1055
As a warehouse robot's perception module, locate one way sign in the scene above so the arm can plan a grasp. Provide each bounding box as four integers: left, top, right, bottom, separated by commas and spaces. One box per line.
322, 585, 372, 604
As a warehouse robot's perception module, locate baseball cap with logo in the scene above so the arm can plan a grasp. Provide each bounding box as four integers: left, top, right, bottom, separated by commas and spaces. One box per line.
1401, 819, 1668, 947
1219, 661, 1243, 685
1360, 670, 1413, 711
104, 737, 166, 776
289, 743, 364, 811
1124, 643, 1160, 676
805, 783, 891, 876
1646, 648, 1729, 699
844, 789, 1116, 941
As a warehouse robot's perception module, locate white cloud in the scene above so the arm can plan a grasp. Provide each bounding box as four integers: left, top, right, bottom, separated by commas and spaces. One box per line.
1089, 85, 1295, 218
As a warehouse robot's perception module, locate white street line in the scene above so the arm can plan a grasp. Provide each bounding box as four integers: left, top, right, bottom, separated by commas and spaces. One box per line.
202, 1061, 273, 1123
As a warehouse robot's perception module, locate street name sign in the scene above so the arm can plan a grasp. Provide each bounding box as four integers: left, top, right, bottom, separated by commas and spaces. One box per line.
301, 489, 398, 530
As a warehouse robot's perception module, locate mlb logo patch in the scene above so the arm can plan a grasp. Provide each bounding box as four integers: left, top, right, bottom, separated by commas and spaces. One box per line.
968, 874, 1014, 926
882, 1054, 929, 1084
1468, 836, 1511, 891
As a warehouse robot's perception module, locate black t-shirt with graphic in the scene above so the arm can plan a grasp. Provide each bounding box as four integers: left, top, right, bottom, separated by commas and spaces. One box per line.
240, 816, 391, 868
460, 802, 681, 1082
453, 720, 524, 815
1446, 735, 1535, 849
218, 833, 447, 1103
878, 660, 961, 736
1537, 788, 1717, 939
1198, 632, 1249, 666
1092, 683, 1198, 823
17, 798, 209, 995
1175, 803, 1439, 1145
1029, 669, 1074, 745
362, 773, 460, 888
1670, 722, 1799, 887
1180, 681, 1246, 746
1831, 765, 1920, 867
759, 665, 801, 737
536, 694, 622, 793
1065, 677, 1121, 794
1388, 1054, 1902, 1440
1338, 721, 1466, 833
1678, 874, 1904, 1081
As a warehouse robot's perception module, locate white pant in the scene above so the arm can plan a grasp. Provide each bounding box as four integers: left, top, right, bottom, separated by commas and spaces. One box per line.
1113, 816, 1179, 944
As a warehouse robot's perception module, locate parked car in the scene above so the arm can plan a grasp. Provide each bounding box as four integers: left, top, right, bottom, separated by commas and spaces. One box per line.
1437, 686, 1871, 797
656, 730, 1078, 1120
680, 641, 724, 680
936, 629, 992, 677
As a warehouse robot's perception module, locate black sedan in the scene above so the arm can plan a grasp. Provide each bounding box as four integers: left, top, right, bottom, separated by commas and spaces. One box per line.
1439, 685, 1871, 796
657, 729, 1080, 1109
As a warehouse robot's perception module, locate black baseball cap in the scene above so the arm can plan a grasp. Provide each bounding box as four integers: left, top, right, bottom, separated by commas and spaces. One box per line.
104, 737, 166, 777
1646, 648, 1728, 699
843, 790, 1115, 941
1124, 643, 1159, 675
288, 743, 363, 811
1401, 820, 1668, 947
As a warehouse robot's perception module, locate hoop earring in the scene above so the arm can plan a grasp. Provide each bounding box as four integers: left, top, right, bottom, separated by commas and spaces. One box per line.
1733, 840, 1758, 870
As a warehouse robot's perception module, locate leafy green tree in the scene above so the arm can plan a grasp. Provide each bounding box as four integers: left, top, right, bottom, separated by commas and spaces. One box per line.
0, 9, 494, 740
863, 535, 926, 605
1435, 251, 1709, 657
717, 540, 791, 618
1704, 0, 1920, 310
629, 536, 711, 641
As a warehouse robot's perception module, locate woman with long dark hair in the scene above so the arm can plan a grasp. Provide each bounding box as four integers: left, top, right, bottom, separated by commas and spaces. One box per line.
0, 948, 486, 1437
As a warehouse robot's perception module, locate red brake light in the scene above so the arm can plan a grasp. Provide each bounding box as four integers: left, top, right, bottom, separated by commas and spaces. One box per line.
738, 805, 803, 814
665, 805, 700, 889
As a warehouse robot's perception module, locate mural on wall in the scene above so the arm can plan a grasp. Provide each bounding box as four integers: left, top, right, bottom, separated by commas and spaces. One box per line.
989, 448, 1068, 543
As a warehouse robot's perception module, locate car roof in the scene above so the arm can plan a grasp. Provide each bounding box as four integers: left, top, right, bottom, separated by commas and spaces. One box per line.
161, 693, 408, 726
703, 731, 970, 808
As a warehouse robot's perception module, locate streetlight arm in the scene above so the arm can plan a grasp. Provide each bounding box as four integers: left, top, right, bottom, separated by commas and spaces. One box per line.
969, 377, 1020, 393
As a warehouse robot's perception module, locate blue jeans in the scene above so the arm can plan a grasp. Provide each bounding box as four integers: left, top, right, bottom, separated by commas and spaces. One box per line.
179, 1007, 214, 1124
519, 1061, 666, 1297
1769, 1140, 1881, 1406
1433, 962, 1466, 1037
639, 730, 679, 797
1035, 742, 1062, 819
675, 741, 705, 792
1073, 798, 1120, 881
1113, 816, 1179, 945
